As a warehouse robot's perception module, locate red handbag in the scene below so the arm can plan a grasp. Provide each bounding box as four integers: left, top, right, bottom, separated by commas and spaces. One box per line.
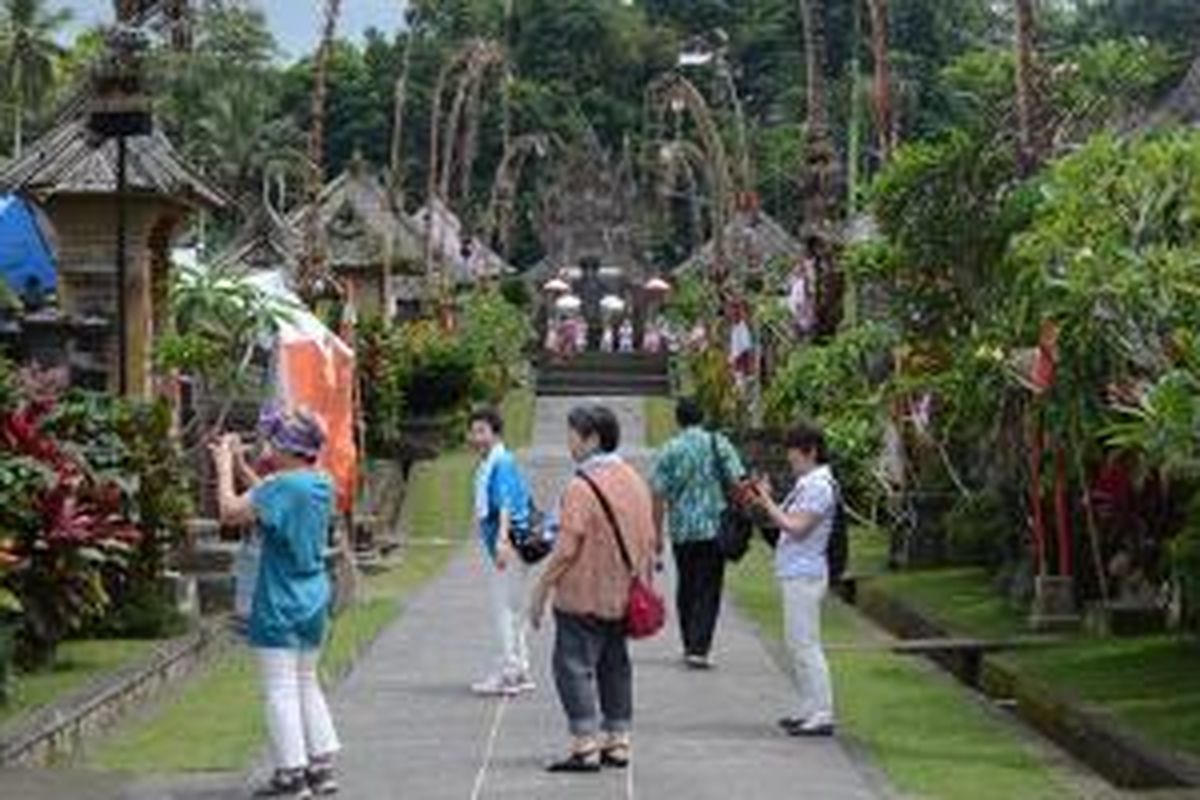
579, 473, 665, 640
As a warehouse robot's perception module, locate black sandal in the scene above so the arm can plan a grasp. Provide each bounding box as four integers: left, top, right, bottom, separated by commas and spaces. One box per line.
253, 769, 314, 798
601, 745, 630, 768
547, 750, 602, 773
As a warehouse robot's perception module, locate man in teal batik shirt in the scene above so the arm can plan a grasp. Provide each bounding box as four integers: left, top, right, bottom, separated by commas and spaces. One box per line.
651, 398, 745, 668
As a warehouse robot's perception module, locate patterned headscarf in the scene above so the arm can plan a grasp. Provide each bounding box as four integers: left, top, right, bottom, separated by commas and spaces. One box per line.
257, 402, 326, 462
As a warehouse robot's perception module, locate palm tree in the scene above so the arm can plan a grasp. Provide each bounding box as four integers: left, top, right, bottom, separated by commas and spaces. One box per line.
797, 0, 842, 335
1014, 0, 1041, 174
299, 0, 342, 304
866, 0, 895, 163
189, 76, 304, 208
0, 0, 73, 158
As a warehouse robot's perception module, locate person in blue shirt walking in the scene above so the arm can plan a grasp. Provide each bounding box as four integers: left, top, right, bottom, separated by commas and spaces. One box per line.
211, 407, 341, 798
467, 406, 537, 696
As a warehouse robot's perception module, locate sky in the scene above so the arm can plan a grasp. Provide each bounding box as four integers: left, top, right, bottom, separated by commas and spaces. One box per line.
58, 1, 408, 60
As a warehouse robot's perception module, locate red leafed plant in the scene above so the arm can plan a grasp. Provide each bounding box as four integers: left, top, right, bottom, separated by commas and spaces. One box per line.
0, 366, 144, 668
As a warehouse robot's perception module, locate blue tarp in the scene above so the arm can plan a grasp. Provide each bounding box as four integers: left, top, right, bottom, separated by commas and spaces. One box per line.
0, 194, 56, 299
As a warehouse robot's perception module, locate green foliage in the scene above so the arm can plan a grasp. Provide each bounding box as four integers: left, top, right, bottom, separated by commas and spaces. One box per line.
153, 2, 298, 207
871, 130, 1033, 335
44, 395, 191, 639
392, 320, 476, 418
158, 265, 294, 441
357, 290, 530, 453
458, 288, 534, 402
765, 324, 896, 507
943, 490, 1016, 567
0, 0, 73, 156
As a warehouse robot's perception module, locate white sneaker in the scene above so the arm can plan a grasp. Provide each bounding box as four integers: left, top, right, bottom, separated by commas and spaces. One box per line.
471, 674, 520, 696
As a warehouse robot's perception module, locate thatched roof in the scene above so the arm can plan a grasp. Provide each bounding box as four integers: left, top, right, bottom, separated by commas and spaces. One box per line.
0, 117, 225, 209
411, 197, 510, 285
674, 211, 804, 274
215, 203, 301, 274
287, 157, 424, 273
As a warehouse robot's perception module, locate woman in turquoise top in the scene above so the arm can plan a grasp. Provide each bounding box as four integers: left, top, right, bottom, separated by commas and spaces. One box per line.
212, 407, 341, 799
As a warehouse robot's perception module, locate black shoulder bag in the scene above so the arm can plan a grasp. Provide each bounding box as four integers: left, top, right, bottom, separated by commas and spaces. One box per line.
710, 433, 754, 562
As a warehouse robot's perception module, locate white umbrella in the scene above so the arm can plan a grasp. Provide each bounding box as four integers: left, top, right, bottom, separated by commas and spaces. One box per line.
645, 277, 672, 293
600, 295, 626, 314
556, 294, 583, 312
543, 277, 570, 293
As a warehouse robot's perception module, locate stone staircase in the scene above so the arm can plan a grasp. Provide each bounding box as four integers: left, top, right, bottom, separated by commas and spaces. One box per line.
535, 352, 671, 397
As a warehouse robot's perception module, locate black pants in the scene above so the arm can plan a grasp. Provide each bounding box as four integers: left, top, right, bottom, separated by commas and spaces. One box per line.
673, 539, 726, 657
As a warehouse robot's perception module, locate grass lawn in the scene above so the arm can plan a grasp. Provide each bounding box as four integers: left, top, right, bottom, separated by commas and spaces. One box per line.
645, 396, 676, 448
869, 567, 1028, 640
0, 639, 157, 729
729, 543, 1082, 800
92, 432, 481, 774
866, 566, 1200, 760
502, 388, 536, 449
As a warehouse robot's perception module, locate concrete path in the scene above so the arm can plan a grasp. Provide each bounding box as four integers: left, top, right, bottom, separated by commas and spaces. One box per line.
328, 395, 881, 799
2, 396, 883, 800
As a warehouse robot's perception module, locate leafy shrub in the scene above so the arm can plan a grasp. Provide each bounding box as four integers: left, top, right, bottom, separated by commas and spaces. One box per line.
944, 490, 1018, 568
0, 368, 143, 667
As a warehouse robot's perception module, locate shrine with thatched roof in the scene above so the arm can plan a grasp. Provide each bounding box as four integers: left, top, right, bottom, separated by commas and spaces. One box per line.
0, 114, 225, 395
286, 154, 425, 319
673, 209, 805, 278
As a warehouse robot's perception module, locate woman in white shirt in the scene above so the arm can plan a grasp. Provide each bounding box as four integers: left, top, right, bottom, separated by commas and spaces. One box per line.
751, 423, 837, 737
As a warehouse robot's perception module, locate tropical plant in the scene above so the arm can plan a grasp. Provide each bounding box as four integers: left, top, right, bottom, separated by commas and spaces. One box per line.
458, 287, 533, 402
0, 0, 72, 158
44, 393, 191, 639
0, 367, 142, 667
157, 265, 294, 445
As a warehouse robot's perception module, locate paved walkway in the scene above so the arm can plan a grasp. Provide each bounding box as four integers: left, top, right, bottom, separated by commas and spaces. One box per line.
1, 396, 883, 799
327, 396, 881, 799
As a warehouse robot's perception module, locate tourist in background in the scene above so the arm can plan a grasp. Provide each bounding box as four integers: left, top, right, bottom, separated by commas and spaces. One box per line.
467, 406, 537, 697
211, 408, 341, 798
531, 406, 656, 772
651, 398, 746, 669
750, 422, 838, 737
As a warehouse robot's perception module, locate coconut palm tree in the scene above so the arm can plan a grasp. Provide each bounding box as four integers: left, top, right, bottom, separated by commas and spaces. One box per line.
0, 0, 73, 158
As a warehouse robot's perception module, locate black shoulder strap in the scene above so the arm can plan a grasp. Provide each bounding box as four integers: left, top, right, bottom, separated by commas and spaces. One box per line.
710, 432, 733, 492
577, 471, 635, 575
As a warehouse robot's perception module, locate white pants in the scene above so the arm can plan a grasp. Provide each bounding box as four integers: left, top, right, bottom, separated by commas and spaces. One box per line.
257, 648, 341, 771
488, 560, 531, 677
781, 575, 835, 722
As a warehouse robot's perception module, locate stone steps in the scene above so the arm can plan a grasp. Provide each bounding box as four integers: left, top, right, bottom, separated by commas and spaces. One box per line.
536, 353, 671, 397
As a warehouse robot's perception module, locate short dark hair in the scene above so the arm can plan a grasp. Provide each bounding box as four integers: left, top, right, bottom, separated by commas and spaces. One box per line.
784, 422, 828, 463
567, 405, 621, 453
675, 397, 704, 428
592, 406, 621, 453
469, 406, 504, 436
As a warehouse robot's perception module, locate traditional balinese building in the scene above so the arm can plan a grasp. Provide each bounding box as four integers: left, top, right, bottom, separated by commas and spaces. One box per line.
527, 138, 651, 348
0, 115, 225, 396
673, 209, 805, 279
411, 199, 509, 288
287, 155, 425, 320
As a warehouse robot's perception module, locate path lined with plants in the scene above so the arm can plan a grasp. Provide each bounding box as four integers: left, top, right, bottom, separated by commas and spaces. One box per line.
325, 396, 880, 799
